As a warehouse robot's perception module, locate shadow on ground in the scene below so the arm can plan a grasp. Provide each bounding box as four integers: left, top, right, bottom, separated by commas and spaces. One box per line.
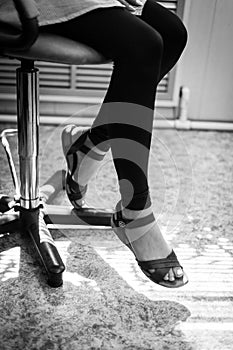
0, 228, 191, 350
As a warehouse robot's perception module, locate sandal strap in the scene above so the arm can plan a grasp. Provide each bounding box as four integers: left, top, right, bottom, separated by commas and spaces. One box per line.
125, 214, 155, 229
67, 190, 87, 201
138, 250, 182, 270
67, 129, 105, 161
66, 174, 87, 200
70, 153, 78, 177
137, 250, 183, 283
66, 128, 88, 155
79, 144, 105, 161
114, 200, 155, 229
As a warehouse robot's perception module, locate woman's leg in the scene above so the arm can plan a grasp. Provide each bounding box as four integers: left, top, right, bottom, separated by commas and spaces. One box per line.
42, 7, 163, 210
140, 0, 188, 81
41, 7, 187, 283
90, 0, 188, 147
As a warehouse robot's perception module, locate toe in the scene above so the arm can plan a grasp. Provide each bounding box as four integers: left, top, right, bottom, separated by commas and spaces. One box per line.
174, 267, 184, 279
168, 269, 175, 281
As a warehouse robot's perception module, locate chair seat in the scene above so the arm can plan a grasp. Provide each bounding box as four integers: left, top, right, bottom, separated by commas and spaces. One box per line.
4, 32, 108, 66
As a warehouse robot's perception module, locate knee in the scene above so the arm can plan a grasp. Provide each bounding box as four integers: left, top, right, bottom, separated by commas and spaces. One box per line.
150, 31, 164, 61
134, 31, 164, 66
172, 17, 188, 52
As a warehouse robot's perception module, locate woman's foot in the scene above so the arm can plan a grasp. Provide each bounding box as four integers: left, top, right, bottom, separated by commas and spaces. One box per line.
111, 200, 188, 287
62, 125, 107, 208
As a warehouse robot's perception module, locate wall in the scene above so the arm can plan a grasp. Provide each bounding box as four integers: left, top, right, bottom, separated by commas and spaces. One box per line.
178, 0, 233, 121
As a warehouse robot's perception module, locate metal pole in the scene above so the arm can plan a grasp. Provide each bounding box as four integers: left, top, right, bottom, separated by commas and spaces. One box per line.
16, 60, 40, 209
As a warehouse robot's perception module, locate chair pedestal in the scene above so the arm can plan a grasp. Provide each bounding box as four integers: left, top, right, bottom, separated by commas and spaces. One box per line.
17, 59, 40, 209
0, 60, 112, 287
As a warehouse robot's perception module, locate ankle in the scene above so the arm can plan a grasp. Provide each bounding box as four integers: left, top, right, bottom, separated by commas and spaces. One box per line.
121, 204, 153, 220
116, 202, 155, 243
84, 135, 107, 156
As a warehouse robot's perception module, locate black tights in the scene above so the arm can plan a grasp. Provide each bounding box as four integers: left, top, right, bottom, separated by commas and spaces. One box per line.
42, 0, 187, 210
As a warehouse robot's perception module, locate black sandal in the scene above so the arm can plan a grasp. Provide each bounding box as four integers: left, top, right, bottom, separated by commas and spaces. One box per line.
111, 201, 188, 288
62, 125, 105, 209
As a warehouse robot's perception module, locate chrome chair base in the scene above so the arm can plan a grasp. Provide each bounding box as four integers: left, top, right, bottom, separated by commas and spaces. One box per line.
0, 59, 112, 287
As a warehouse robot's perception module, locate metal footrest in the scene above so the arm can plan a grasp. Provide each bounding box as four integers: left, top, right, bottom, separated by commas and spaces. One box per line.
44, 204, 112, 228
0, 195, 65, 287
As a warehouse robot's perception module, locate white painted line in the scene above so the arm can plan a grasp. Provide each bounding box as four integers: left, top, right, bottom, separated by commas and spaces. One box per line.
178, 322, 233, 331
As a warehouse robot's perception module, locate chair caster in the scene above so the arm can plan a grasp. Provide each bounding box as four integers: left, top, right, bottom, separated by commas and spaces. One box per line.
48, 273, 63, 288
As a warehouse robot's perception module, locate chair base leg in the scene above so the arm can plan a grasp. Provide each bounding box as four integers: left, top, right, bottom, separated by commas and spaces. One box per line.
0, 196, 65, 287
0, 190, 113, 287
20, 207, 65, 287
